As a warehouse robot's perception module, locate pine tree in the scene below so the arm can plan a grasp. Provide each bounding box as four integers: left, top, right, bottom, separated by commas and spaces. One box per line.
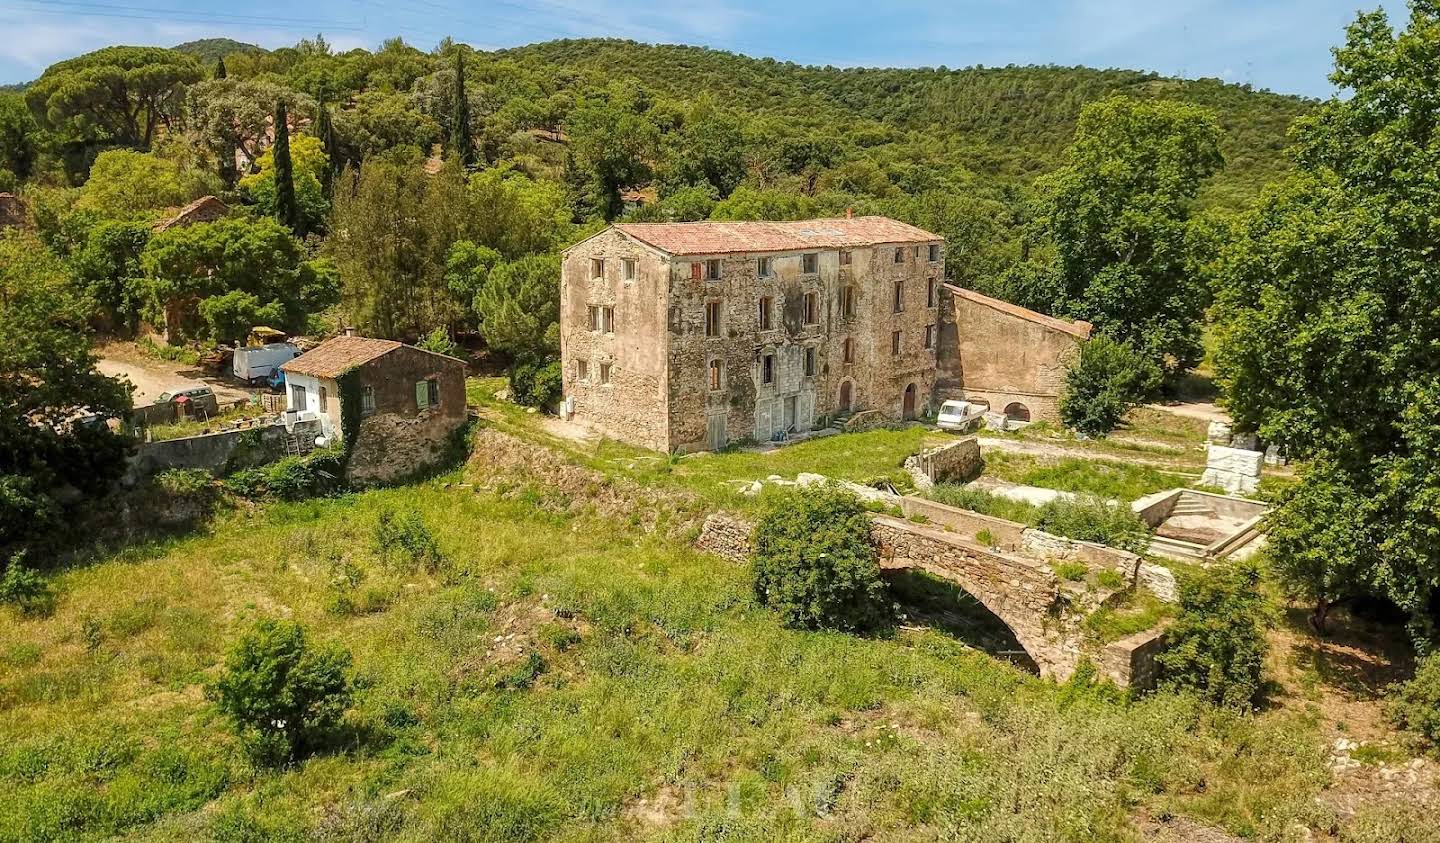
450, 50, 474, 167
272, 100, 301, 235
214, 56, 227, 80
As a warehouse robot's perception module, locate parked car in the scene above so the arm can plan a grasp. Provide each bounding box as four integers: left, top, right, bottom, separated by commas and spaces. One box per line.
936, 399, 986, 433
155, 385, 219, 417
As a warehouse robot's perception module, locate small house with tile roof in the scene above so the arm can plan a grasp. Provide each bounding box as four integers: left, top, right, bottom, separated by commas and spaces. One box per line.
281, 334, 467, 483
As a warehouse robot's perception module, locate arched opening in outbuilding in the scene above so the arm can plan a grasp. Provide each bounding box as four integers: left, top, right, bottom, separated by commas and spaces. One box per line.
1003, 402, 1031, 422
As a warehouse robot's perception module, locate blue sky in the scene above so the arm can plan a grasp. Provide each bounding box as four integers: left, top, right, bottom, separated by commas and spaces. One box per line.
0, 0, 1410, 95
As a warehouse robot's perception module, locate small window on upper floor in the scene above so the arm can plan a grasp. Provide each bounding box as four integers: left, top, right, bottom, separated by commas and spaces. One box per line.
893, 247, 904, 264
929, 243, 941, 262
761, 353, 775, 385
892, 280, 904, 313
757, 256, 772, 277
839, 249, 852, 267
599, 362, 612, 384
924, 324, 936, 350
361, 385, 376, 415
927, 277, 936, 308
590, 258, 604, 280
913, 245, 921, 259
891, 330, 902, 356
705, 258, 722, 281
803, 291, 819, 325
622, 258, 636, 282
758, 296, 773, 331
804, 346, 817, 377
843, 337, 855, 364
577, 359, 589, 382
588, 304, 614, 333
841, 285, 856, 319
708, 358, 723, 391
802, 253, 818, 274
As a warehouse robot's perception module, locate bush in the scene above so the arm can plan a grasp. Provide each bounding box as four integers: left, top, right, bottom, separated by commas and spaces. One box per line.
1156, 560, 1270, 710
372, 508, 445, 573
1059, 336, 1161, 437
508, 357, 562, 409
207, 618, 352, 766
225, 447, 345, 500
751, 485, 893, 633
1388, 654, 1440, 754
417, 326, 460, 358
0, 552, 52, 616
1034, 495, 1152, 554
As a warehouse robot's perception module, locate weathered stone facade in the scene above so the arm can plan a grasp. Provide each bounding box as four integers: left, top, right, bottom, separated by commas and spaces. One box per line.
560, 218, 945, 452
936, 284, 1091, 423
903, 436, 981, 488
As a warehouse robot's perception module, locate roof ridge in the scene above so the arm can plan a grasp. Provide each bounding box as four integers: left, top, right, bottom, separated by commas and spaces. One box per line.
944, 284, 1093, 339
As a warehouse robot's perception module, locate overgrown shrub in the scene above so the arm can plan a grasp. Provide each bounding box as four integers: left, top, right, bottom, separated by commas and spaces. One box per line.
0, 552, 52, 616
225, 447, 345, 500
207, 618, 353, 766
1156, 560, 1270, 710
508, 357, 562, 409
1388, 654, 1440, 754
372, 508, 445, 573
154, 467, 212, 497
751, 485, 893, 633
417, 326, 460, 358
1034, 495, 1151, 554
1059, 336, 1161, 437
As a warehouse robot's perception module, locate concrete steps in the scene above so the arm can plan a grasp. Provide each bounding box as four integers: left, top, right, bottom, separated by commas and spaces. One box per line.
1169, 500, 1217, 518
829, 411, 853, 431
1147, 534, 1207, 562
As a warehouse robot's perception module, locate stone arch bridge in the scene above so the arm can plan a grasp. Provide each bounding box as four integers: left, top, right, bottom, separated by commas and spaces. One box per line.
697, 510, 1166, 687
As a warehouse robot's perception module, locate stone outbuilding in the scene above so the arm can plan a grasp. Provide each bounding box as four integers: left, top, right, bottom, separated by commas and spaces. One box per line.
154, 196, 230, 233
0, 193, 25, 229
560, 216, 946, 452
281, 335, 467, 484
936, 285, 1092, 423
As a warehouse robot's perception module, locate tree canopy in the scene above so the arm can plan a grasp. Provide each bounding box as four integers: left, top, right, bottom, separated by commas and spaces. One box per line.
25, 46, 202, 149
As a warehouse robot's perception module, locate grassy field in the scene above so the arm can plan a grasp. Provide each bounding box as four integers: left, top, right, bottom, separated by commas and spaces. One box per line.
0, 390, 1427, 841
979, 451, 1189, 503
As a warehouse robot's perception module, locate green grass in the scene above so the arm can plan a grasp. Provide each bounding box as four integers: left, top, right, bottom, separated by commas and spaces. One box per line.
0, 402, 1422, 841
1085, 590, 1178, 644
145, 406, 261, 441
981, 451, 1183, 502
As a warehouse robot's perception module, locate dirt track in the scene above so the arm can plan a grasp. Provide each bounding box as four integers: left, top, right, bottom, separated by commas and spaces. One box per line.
96, 343, 253, 407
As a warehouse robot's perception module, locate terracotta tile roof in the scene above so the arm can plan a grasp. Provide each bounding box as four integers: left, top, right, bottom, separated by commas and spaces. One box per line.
154, 196, 229, 232
612, 216, 941, 256
281, 336, 403, 378
945, 284, 1093, 339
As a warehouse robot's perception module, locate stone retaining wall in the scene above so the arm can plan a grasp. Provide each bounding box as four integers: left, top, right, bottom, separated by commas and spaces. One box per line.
903, 437, 981, 487
695, 513, 753, 563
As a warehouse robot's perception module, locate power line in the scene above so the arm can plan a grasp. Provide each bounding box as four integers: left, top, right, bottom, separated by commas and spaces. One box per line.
11, 0, 365, 32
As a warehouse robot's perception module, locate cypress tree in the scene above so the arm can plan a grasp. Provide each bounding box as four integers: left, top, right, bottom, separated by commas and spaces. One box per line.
272, 100, 301, 235
214, 56, 227, 79
450, 50, 474, 167
314, 93, 338, 194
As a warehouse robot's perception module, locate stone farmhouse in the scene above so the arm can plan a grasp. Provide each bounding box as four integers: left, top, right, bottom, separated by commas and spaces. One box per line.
560, 216, 1089, 452
281, 335, 467, 483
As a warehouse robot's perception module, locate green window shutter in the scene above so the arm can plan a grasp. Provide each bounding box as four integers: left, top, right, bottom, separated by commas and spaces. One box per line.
415, 381, 429, 409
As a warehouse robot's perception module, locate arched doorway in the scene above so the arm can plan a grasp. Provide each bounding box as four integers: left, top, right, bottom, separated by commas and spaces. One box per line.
1003, 402, 1031, 422
902, 383, 918, 420
838, 380, 853, 412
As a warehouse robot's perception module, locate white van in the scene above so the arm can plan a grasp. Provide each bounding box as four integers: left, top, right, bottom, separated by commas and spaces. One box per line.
233, 343, 299, 382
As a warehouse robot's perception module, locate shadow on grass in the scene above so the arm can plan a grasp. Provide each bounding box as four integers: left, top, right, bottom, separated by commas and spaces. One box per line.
1279, 603, 1415, 702
886, 568, 1040, 675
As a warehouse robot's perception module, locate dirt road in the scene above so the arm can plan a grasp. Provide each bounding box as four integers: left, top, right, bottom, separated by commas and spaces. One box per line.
96, 343, 253, 407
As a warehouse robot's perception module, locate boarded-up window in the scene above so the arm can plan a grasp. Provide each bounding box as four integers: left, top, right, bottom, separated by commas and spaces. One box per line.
927, 278, 936, 308
708, 358, 722, 391
690, 261, 702, 280
839, 249, 851, 266
801, 253, 818, 274
758, 296, 773, 330
599, 363, 612, 384
577, 359, 589, 382
843, 337, 855, 364
803, 291, 819, 325
891, 330, 902, 356
705, 301, 722, 337
841, 285, 856, 318
361, 385, 375, 415
893, 280, 904, 313
924, 324, 936, 349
